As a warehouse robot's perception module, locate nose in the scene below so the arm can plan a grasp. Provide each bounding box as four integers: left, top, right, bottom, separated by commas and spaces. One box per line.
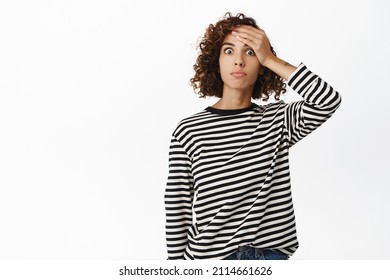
235, 57, 245, 67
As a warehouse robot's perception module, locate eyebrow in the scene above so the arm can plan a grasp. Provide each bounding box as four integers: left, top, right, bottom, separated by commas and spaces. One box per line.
221, 42, 250, 48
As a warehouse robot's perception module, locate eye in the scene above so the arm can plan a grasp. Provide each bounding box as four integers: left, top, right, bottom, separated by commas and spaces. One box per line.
246, 49, 255, 56
223, 48, 233, 54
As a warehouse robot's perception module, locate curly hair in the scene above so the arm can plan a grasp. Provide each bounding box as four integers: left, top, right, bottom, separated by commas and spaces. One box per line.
190, 12, 286, 101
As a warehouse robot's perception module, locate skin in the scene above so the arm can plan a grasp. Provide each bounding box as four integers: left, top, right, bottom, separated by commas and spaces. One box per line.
212, 25, 298, 110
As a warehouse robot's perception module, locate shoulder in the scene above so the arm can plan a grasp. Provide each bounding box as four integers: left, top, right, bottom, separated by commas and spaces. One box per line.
263, 100, 286, 111
258, 100, 288, 121
172, 109, 210, 137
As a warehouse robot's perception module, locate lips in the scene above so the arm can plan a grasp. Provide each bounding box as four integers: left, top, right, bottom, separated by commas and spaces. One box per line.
231, 71, 247, 77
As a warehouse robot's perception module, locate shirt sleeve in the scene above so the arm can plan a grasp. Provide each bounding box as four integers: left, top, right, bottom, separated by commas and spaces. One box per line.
164, 134, 194, 260
284, 63, 342, 147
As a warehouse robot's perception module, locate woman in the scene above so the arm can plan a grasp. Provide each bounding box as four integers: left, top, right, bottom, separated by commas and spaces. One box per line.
164, 12, 341, 260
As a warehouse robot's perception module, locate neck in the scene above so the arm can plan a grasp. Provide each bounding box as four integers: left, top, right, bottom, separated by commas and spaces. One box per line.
212, 87, 253, 110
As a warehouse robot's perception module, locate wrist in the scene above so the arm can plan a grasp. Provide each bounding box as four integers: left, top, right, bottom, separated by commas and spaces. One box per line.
262, 56, 297, 81
261, 55, 279, 69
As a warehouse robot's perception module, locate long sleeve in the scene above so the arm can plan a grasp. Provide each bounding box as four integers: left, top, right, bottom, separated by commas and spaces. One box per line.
284, 63, 342, 147
164, 134, 194, 260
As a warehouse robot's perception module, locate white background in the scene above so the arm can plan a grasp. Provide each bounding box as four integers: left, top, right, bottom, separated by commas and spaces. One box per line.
0, 0, 389, 260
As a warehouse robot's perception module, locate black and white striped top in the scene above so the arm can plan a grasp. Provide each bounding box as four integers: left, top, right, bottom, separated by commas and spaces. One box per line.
165, 63, 342, 260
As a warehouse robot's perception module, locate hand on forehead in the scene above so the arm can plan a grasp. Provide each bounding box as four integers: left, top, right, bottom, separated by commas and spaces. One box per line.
232, 25, 263, 32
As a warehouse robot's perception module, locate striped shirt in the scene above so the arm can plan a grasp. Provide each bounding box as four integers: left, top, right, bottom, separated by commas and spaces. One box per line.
165, 63, 342, 260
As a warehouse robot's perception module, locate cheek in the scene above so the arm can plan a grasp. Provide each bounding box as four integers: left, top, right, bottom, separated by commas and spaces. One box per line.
250, 63, 261, 78
252, 70, 261, 82
219, 71, 230, 83
249, 59, 261, 70
218, 57, 229, 77
218, 56, 225, 70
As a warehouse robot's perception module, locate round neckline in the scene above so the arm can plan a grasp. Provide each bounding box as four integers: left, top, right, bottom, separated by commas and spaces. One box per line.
205, 102, 259, 115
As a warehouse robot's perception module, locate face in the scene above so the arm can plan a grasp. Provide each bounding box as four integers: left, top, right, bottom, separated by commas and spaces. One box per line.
218, 32, 261, 93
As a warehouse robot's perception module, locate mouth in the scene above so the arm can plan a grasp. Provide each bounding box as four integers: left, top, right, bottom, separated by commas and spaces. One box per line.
231, 71, 247, 77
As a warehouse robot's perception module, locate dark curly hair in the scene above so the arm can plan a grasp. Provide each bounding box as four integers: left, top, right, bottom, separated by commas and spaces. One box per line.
190, 12, 286, 101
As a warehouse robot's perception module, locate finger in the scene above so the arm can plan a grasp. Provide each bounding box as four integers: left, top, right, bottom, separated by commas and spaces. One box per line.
232, 24, 261, 32
234, 35, 256, 49
232, 28, 267, 44
232, 30, 265, 47
232, 26, 259, 38
232, 25, 265, 37
232, 30, 261, 43
232, 29, 261, 40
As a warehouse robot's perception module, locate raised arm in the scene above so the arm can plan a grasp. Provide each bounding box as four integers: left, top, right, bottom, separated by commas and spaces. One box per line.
231, 25, 341, 146
282, 63, 342, 146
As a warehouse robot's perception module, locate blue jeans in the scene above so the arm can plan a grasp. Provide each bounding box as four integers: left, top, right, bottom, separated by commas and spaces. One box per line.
223, 245, 289, 260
